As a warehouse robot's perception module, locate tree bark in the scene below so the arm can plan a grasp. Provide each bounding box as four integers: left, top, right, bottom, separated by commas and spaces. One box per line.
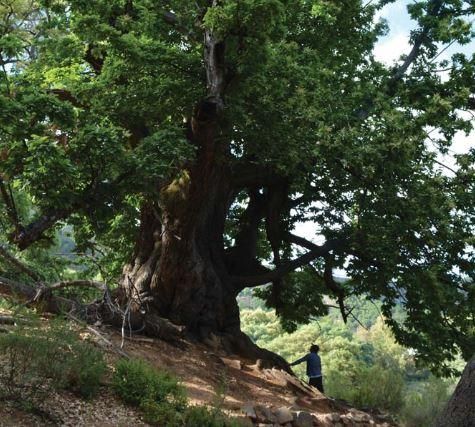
435, 355, 475, 427
119, 117, 241, 336
117, 15, 250, 345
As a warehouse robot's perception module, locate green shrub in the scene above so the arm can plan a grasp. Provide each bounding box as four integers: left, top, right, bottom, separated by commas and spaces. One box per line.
400, 377, 452, 427
63, 340, 107, 398
184, 406, 227, 427
183, 405, 249, 427
0, 317, 107, 406
113, 358, 186, 408
140, 399, 184, 426
353, 365, 405, 412
112, 359, 246, 426
0, 329, 53, 403
113, 359, 188, 426
38, 319, 107, 398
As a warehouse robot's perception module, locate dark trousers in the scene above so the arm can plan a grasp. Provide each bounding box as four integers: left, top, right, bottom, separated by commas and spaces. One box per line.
309, 376, 324, 393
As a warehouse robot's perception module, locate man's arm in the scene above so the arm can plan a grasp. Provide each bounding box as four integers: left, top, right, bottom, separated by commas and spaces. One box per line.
289, 354, 308, 366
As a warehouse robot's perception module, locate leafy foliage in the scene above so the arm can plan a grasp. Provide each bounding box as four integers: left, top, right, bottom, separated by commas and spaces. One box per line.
0, 0, 474, 371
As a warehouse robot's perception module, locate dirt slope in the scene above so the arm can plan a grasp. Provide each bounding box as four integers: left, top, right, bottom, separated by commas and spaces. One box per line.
0, 319, 396, 426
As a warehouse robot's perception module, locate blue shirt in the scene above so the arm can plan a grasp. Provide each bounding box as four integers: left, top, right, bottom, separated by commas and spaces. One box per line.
290, 352, 322, 378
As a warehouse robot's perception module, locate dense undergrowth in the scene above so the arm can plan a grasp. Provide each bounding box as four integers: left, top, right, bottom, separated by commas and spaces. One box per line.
0, 304, 247, 426
0, 311, 106, 407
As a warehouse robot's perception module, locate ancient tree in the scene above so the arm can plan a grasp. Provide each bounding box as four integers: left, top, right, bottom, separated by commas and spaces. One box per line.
0, 0, 474, 368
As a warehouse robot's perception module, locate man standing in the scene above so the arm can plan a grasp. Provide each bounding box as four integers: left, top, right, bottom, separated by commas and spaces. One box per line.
289, 344, 324, 393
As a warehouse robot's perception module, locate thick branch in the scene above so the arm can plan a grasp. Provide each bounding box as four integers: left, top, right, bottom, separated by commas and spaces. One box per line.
47, 279, 109, 293
162, 11, 196, 39
0, 316, 16, 325
265, 182, 289, 266
323, 256, 347, 323
85, 45, 103, 74
11, 208, 73, 250
358, 0, 445, 120
0, 275, 37, 301
231, 162, 281, 188
0, 276, 84, 319
10, 168, 135, 250
390, 0, 443, 84
287, 234, 349, 320
163, 10, 178, 25
232, 189, 266, 260
31, 279, 112, 310
286, 233, 321, 251
48, 89, 84, 108
0, 276, 183, 344
204, 2, 226, 106
231, 237, 346, 287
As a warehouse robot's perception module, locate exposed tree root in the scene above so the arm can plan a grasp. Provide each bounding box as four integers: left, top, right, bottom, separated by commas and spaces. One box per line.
0, 275, 183, 344
0, 276, 290, 372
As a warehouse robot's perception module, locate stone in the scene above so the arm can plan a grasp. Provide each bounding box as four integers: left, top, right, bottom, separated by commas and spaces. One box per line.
316, 415, 334, 427
350, 411, 370, 423
241, 403, 257, 420
274, 406, 293, 424
341, 415, 354, 425
293, 410, 315, 427
255, 405, 277, 424
220, 357, 242, 370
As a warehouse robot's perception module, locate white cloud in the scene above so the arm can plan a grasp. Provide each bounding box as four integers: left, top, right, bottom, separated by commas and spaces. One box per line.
373, 32, 410, 65
374, 0, 407, 23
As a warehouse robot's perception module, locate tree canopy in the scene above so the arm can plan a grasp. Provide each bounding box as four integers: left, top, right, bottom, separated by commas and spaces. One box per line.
0, 0, 474, 372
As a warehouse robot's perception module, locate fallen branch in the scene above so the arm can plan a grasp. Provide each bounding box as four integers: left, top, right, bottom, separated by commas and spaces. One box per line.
0, 275, 83, 315
34, 279, 112, 303
124, 335, 156, 344
0, 275, 38, 302
0, 315, 15, 325
66, 313, 130, 359
29, 279, 113, 315
0, 245, 42, 282
47, 280, 109, 293
0, 275, 184, 345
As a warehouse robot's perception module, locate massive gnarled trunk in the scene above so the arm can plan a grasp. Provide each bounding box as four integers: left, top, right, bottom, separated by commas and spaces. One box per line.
120, 131, 240, 339
119, 25, 246, 346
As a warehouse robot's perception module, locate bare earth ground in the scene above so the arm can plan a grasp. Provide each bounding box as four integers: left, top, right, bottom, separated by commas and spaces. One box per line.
0, 316, 396, 426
